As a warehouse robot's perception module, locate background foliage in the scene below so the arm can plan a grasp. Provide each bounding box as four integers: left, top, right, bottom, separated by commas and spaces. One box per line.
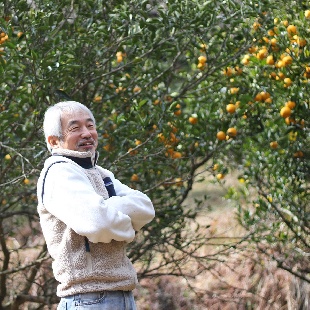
0, 0, 309, 308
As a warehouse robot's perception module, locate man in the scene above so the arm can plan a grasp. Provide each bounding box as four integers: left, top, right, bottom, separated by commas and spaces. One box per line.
37, 101, 155, 309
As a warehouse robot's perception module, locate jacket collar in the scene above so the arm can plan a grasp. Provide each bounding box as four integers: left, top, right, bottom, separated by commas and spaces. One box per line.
51, 149, 98, 169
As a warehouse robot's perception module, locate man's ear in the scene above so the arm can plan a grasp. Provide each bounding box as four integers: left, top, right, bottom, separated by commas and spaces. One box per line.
47, 136, 60, 149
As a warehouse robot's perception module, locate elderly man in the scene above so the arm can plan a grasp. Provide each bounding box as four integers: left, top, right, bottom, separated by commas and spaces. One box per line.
37, 101, 155, 309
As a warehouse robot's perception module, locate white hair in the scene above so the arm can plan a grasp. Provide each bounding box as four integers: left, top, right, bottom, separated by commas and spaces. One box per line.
43, 101, 96, 152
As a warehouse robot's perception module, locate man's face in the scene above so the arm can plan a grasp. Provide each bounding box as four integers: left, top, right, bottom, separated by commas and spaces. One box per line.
50, 110, 98, 153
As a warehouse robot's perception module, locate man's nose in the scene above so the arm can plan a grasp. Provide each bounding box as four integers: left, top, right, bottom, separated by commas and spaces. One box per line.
81, 126, 92, 138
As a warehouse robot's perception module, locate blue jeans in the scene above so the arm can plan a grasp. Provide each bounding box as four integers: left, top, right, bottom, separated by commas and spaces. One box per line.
57, 291, 137, 310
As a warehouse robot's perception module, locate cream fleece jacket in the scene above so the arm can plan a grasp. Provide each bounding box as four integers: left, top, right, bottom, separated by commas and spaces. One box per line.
37, 149, 155, 297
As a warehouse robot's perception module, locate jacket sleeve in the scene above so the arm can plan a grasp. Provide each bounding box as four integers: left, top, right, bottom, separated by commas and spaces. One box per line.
99, 168, 155, 231
41, 163, 136, 243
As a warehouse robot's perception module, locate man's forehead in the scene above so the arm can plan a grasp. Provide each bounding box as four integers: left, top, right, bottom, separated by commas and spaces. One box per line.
62, 111, 94, 123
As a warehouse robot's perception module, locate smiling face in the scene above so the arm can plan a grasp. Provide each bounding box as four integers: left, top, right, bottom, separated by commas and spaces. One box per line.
48, 110, 98, 154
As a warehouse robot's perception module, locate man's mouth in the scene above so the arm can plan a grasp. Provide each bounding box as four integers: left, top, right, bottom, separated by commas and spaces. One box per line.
78, 141, 94, 147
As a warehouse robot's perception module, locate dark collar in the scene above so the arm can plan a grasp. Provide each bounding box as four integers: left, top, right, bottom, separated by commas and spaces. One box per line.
52, 153, 98, 169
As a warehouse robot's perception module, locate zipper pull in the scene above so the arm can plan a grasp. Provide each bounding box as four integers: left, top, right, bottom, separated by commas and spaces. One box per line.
84, 237, 90, 252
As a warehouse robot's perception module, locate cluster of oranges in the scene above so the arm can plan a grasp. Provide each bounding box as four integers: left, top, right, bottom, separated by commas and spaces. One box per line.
223, 66, 243, 76
216, 128, 237, 141
157, 123, 182, 159
254, 91, 272, 104
173, 103, 182, 116
280, 100, 295, 118
0, 32, 8, 59
242, 17, 308, 91
197, 55, 207, 70
0, 31, 8, 45
240, 16, 307, 158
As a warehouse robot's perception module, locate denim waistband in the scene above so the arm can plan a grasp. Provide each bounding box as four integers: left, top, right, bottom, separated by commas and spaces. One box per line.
63, 290, 131, 301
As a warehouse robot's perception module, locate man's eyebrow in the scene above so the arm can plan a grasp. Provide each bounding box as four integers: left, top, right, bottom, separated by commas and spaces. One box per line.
67, 118, 94, 127
67, 120, 79, 127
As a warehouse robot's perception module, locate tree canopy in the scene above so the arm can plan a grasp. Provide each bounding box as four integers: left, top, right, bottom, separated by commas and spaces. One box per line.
0, 0, 309, 308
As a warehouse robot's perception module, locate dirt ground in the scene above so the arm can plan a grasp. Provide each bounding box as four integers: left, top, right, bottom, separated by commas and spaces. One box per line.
135, 173, 310, 310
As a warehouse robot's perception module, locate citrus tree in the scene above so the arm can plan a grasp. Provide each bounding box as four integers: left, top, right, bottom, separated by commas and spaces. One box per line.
0, 0, 309, 308
215, 5, 310, 282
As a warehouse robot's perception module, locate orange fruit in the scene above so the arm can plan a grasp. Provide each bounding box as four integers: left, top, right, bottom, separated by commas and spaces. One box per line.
115, 86, 124, 93
287, 25, 297, 35
293, 151, 304, 158
200, 43, 207, 51
252, 22, 261, 30
254, 93, 263, 102
128, 148, 138, 156
248, 46, 258, 54
230, 87, 239, 94
285, 101, 296, 109
284, 77, 292, 87
116, 51, 123, 63
157, 133, 165, 143
270, 38, 277, 46
305, 10, 310, 19
241, 57, 250, 65
171, 151, 182, 159
169, 123, 178, 133
213, 164, 219, 171
216, 131, 226, 141
197, 63, 205, 70
261, 91, 270, 101
130, 174, 139, 182
223, 67, 233, 76
282, 20, 289, 27
270, 141, 278, 149
270, 72, 277, 79
103, 144, 112, 152
216, 173, 225, 180
175, 178, 183, 187
174, 109, 182, 116
227, 127, 237, 137
296, 37, 306, 47
189, 116, 198, 124
235, 66, 243, 75
280, 106, 291, 118
282, 55, 292, 65
165, 148, 174, 157
276, 60, 285, 68
93, 96, 102, 103
226, 103, 236, 114
169, 132, 178, 144
266, 55, 275, 65
285, 117, 295, 125
256, 49, 268, 59
198, 55, 207, 64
